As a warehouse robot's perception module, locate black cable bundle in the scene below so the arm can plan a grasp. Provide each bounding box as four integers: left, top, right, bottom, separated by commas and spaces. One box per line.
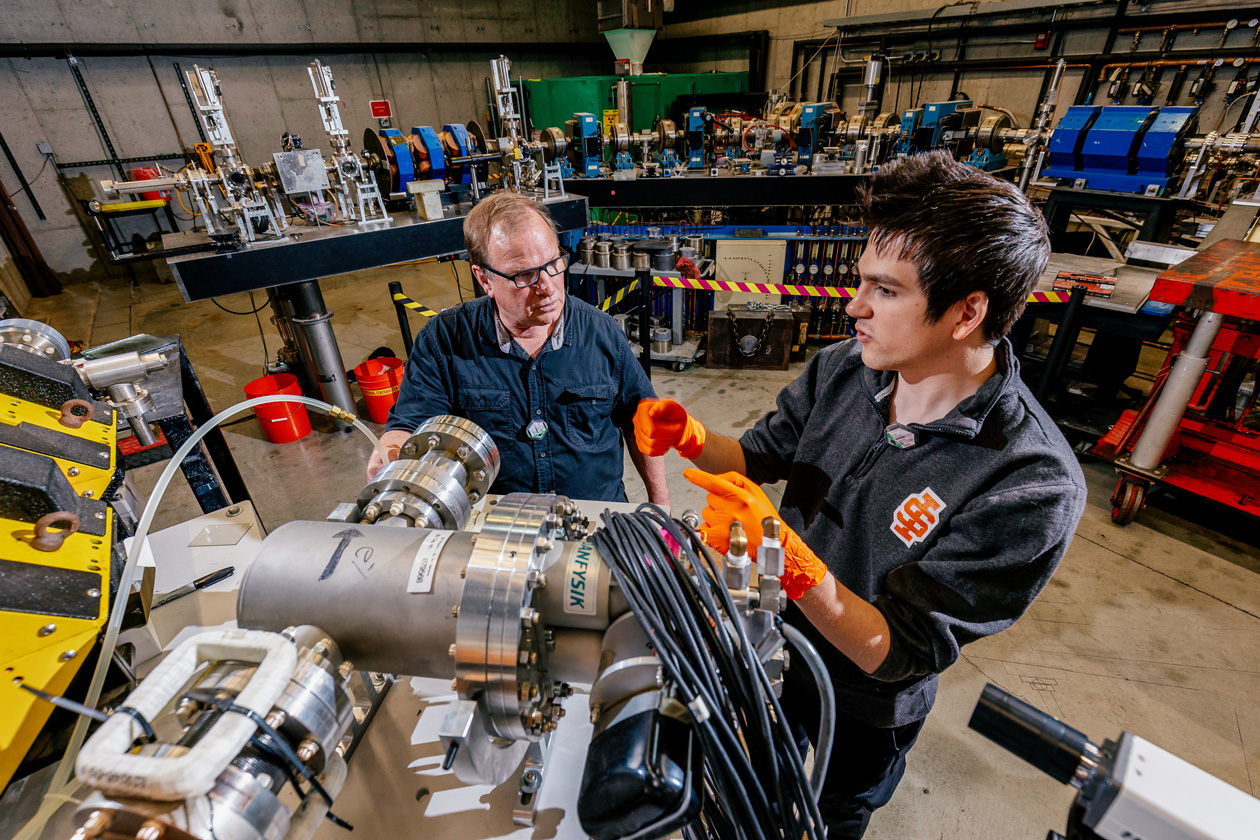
592, 505, 830, 840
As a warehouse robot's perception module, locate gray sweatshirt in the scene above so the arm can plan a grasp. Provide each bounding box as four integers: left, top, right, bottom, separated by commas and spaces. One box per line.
741, 338, 1086, 727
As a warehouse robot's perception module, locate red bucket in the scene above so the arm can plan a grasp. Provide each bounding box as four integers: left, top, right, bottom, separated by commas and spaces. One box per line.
354, 357, 406, 424
243, 373, 311, 443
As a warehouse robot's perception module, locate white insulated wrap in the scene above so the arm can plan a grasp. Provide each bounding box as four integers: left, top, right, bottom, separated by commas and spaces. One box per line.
76, 628, 298, 801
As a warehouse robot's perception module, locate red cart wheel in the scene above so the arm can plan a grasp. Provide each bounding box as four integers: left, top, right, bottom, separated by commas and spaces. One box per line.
1110, 477, 1146, 526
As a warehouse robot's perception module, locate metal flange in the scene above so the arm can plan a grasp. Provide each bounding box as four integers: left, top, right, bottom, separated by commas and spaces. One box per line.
0, 319, 72, 361
398, 415, 499, 501
454, 493, 568, 745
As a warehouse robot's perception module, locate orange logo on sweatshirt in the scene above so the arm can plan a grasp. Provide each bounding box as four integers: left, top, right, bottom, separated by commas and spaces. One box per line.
891, 488, 946, 547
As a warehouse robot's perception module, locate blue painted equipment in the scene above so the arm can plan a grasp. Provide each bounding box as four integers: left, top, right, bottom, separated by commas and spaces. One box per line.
795, 103, 829, 165
410, 125, 447, 182
442, 123, 473, 184
1043, 105, 1198, 194
915, 100, 972, 149
377, 128, 416, 192
614, 150, 634, 171
686, 107, 709, 169
1042, 106, 1101, 178
965, 147, 1006, 171
1080, 107, 1155, 188
894, 108, 922, 156
568, 113, 603, 177
963, 113, 1012, 172
1134, 107, 1197, 189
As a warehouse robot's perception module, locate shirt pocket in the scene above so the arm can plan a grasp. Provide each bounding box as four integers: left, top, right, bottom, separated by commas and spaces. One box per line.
559, 383, 616, 445
459, 386, 512, 435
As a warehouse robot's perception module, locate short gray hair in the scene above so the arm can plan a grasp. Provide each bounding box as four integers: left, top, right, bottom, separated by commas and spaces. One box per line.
463, 192, 559, 268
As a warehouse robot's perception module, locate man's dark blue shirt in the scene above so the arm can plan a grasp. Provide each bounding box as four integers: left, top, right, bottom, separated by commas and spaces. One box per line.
386, 295, 655, 502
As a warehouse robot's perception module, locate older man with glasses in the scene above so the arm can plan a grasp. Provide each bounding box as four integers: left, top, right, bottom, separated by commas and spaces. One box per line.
367, 191, 669, 506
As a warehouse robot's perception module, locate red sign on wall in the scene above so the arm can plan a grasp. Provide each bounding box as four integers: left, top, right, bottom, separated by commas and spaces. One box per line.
369, 100, 392, 119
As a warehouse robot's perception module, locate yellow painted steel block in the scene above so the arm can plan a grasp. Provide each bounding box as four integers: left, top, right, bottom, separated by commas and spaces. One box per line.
0, 392, 116, 791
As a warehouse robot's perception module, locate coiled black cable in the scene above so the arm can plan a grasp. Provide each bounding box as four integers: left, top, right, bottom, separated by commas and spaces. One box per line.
593, 505, 829, 840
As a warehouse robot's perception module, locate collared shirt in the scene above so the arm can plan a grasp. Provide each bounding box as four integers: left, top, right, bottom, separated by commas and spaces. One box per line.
387, 296, 655, 502
493, 308, 565, 354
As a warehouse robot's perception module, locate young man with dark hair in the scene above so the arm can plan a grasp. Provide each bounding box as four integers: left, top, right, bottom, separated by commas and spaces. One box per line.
372, 192, 669, 506
635, 151, 1086, 837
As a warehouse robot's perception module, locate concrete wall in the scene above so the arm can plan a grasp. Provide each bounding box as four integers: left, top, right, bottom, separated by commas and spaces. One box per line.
0, 0, 599, 48
0, 0, 1252, 300
0, 0, 607, 295
657, 0, 1248, 128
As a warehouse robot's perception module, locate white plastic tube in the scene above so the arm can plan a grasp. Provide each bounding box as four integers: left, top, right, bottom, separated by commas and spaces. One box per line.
42, 395, 385, 805
75, 628, 297, 800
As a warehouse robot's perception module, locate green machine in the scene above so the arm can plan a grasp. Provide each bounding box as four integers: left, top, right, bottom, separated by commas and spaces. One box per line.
525, 72, 749, 134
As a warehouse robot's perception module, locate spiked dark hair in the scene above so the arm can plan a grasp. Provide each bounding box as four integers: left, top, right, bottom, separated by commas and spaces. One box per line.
856, 150, 1050, 341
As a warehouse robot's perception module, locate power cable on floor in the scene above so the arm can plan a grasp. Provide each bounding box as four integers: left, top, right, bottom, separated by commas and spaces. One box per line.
207, 291, 273, 374
451, 259, 465, 303
211, 291, 273, 316
250, 290, 270, 374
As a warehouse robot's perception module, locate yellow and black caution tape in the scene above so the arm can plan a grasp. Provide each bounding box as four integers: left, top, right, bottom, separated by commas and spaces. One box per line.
598, 278, 640, 311
391, 292, 438, 317
599, 275, 1077, 312
653, 276, 854, 298
650, 276, 1074, 304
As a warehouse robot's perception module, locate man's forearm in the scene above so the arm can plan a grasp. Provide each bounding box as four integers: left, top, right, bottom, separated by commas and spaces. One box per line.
366, 428, 413, 481
691, 431, 747, 476
378, 428, 411, 454
795, 574, 892, 674
625, 430, 671, 506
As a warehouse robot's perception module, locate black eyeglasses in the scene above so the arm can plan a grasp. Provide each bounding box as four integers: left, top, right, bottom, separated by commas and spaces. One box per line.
480, 249, 569, 289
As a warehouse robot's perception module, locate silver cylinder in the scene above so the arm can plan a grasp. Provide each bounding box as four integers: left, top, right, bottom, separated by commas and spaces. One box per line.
290, 310, 356, 430
108, 382, 159, 447
611, 243, 631, 271
77, 351, 168, 387
593, 240, 611, 268
615, 80, 631, 131
651, 326, 673, 355
533, 539, 627, 631
858, 55, 886, 119
1129, 311, 1225, 470
238, 521, 478, 678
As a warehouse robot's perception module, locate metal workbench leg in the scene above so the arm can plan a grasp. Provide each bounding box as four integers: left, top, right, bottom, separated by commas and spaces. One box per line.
156, 414, 232, 514
671, 286, 683, 345
177, 342, 251, 507
636, 267, 652, 381
1128, 311, 1225, 471
1035, 285, 1087, 404
277, 280, 356, 430
389, 280, 414, 357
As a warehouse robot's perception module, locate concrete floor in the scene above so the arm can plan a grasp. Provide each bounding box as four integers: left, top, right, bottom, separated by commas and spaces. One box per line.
23, 265, 1260, 838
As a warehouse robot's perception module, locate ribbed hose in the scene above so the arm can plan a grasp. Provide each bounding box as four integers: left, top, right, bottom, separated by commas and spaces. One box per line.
780, 623, 836, 798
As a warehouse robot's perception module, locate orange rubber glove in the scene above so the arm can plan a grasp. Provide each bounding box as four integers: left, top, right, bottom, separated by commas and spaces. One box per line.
684, 468, 829, 600
633, 399, 707, 459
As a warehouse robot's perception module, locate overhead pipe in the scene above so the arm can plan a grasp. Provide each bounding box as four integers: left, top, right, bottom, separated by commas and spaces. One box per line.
1098, 56, 1260, 74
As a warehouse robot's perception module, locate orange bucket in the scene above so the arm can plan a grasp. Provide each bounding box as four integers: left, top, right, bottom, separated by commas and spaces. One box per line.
243, 373, 311, 443
354, 357, 406, 424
